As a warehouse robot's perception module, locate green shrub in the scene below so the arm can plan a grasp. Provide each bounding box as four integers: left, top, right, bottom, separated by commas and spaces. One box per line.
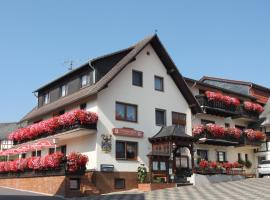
137, 164, 147, 183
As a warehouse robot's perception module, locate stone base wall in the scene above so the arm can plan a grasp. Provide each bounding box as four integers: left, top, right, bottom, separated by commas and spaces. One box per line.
0, 171, 139, 196
194, 173, 246, 186
0, 175, 66, 196
93, 172, 138, 194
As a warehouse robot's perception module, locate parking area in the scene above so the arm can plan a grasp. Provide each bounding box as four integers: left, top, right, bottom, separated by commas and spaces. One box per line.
1, 178, 270, 200
89, 178, 270, 200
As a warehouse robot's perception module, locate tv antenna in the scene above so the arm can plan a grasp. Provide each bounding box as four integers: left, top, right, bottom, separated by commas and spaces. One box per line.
63, 60, 74, 71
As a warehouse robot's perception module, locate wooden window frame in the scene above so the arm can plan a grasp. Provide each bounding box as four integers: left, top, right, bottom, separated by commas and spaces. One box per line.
115, 140, 138, 161
172, 112, 186, 126
154, 75, 164, 92
132, 70, 143, 87
155, 109, 166, 126
197, 149, 208, 161
115, 102, 138, 123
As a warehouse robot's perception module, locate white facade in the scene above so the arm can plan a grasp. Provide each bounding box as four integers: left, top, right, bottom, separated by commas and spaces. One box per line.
95, 44, 192, 172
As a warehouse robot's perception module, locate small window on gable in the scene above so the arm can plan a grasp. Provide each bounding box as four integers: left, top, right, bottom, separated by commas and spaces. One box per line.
60, 85, 68, 97
81, 74, 88, 88
154, 76, 164, 91
132, 70, 143, 87
44, 93, 50, 105
80, 103, 87, 110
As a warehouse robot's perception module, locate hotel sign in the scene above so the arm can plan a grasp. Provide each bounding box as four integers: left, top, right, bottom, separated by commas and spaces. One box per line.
112, 128, 144, 138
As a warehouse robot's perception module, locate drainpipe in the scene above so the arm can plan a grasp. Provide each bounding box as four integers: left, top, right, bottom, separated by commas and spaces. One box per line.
88, 61, 96, 84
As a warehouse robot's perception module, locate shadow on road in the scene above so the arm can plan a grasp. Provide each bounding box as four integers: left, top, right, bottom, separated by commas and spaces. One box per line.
0, 196, 63, 200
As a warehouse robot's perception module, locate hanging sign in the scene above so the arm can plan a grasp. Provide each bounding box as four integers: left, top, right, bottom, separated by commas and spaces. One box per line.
112, 127, 144, 138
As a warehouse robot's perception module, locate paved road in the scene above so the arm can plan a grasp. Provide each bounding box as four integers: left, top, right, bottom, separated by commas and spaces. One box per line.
0, 187, 63, 200
89, 178, 270, 200
1, 178, 270, 200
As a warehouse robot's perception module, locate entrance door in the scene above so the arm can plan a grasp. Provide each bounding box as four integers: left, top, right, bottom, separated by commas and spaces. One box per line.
174, 148, 191, 183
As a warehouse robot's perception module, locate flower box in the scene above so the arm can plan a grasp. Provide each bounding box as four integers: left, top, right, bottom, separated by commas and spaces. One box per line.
9, 110, 98, 145
138, 183, 176, 192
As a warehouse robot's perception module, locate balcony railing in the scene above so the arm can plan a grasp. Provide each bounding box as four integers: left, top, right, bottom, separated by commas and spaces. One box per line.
193, 125, 266, 147
196, 95, 260, 119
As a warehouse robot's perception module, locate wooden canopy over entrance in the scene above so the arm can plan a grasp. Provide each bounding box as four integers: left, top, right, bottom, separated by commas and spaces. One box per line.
148, 125, 198, 183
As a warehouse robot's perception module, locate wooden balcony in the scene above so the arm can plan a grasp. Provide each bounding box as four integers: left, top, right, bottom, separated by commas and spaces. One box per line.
194, 132, 240, 146
196, 95, 240, 117
196, 95, 260, 120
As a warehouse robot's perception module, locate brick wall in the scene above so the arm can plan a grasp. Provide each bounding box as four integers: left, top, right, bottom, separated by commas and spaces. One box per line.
0, 176, 66, 196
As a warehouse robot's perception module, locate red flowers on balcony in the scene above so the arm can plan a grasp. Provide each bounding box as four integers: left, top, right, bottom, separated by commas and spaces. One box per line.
244, 129, 266, 141
0, 152, 64, 173
205, 91, 240, 107
0, 152, 88, 174
67, 152, 89, 173
193, 124, 242, 139
9, 110, 98, 143
193, 124, 266, 142
243, 101, 264, 114
206, 124, 225, 138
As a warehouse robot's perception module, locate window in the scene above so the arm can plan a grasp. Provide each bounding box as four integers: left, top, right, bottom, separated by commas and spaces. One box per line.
115, 178, 125, 189
116, 102, 137, 122
238, 153, 242, 161
235, 125, 245, 131
32, 150, 41, 157
80, 103, 87, 110
201, 119, 215, 125
21, 153, 26, 159
80, 74, 88, 87
172, 112, 186, 126
155, 109, 166, 126
245, 154, 249, 162
116, 141, 138, 160
132, 70, 143, 87
217, 151, 226, 162
49, 145, 66, 155
225, 123, 230, 128
197, 149, 208, 161
152, 161, 167, 171
69, 178, 80, 190
60, 85, 68, 97
44, 93, 50, 105
154, 76, 164, 91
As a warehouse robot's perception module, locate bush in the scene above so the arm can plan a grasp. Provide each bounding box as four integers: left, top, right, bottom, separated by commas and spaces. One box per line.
137, 164, 147, 183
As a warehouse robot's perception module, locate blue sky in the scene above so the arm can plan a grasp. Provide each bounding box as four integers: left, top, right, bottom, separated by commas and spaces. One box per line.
0, 1, 269, 122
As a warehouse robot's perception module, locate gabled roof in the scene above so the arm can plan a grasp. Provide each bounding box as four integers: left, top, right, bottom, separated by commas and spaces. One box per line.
184, 77, 257, 100
151, 125, 193, 139
0, 123, 20, 140
200, 76, 270, 94
22, 34, 202, 122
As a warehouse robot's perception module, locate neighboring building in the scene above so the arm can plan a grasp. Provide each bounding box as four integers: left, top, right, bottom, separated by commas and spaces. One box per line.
257, 99, 270, 163
0, 123, 19, 151
185, 77, 270, 174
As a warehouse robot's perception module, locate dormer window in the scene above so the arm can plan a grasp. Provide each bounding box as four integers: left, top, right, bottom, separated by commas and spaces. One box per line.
60, 85, 68, 97
81, 74, 88, 88
44, 93, 50, 105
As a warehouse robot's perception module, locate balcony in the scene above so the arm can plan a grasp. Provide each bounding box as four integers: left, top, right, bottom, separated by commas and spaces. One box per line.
196, 95, 240, 117
0, 152, 88, 179
193, 124, 266, 147
9, 110, 98, 145
196, 94, 262, 120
